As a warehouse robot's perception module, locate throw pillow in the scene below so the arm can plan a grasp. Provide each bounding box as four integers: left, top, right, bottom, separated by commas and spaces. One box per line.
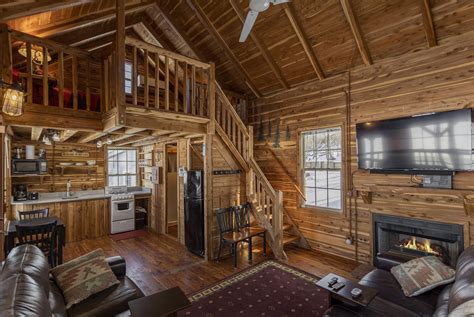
391, 256, 455, 297
51, 249, 120, 309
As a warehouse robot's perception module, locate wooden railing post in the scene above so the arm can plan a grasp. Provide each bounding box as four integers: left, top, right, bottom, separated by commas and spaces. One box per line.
273, 190, 284, 256
115, 0, 126, 125
0, 24, 12, 89
208, 62, 216, 134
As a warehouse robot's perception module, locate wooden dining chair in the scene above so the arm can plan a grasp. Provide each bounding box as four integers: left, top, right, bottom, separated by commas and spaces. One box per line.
234, 203, 266, 256
15, 219, 57, 267
18, 208, 49, 220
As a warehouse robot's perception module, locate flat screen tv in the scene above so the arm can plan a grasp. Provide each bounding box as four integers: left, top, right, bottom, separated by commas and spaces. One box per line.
356, 109, 473, 173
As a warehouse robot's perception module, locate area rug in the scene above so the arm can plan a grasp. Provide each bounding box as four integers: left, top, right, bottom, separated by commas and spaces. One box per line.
178, 260, 330, 316
110, 229, 147, 241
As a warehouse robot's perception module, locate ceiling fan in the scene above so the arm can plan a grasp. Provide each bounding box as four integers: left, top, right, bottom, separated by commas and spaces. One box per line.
239, 0, 290, 43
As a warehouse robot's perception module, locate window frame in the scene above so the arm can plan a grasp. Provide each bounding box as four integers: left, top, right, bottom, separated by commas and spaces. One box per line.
298, 125, 345, 214
124, 61, 133, 95
106, 147, 138, 187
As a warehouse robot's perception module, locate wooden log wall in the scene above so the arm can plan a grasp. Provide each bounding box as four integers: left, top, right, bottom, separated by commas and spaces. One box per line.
11, 141, 105, 194
250, 31, 474, 264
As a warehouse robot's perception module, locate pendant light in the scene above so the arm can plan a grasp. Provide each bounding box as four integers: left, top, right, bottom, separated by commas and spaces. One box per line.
1, 81, 24, 117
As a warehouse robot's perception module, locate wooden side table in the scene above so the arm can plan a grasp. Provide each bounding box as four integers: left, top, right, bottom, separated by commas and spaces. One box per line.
316, 273, 378, 307
129, 287, 191, 317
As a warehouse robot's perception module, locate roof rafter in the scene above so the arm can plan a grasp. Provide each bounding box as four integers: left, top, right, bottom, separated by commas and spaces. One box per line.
186, 0, 262, 98
282, 3, 325, 80
420, 0, 437, 47
339, 0, 372, 65
229, 0, 289, 90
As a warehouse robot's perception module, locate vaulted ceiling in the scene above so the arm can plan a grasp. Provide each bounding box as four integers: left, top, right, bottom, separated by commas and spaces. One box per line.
2, 0, 474, 98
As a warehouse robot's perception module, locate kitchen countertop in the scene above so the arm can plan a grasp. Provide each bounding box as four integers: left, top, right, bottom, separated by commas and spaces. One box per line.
11, 187, 152, 205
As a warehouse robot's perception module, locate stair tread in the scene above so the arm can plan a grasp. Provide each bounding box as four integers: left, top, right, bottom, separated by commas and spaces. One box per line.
282, 223, 292, 231
283, 234, 299, 245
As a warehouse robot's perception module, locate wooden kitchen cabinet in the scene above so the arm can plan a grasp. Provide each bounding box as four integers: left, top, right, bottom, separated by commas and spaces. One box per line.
11, 198, 110, 243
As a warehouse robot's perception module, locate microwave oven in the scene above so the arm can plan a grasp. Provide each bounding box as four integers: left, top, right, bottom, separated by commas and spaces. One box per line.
12, 159, 48, 175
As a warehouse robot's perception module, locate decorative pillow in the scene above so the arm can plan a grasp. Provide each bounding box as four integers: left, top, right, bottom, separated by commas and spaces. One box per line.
51, 249, 120, 309
391, 256, 455, 297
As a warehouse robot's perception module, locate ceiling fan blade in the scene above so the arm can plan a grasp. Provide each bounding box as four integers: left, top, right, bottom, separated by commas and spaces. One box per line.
239, 10, 259, 42
270, 0, 290, 4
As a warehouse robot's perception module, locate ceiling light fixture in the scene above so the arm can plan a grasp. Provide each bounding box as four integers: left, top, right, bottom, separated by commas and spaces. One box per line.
1, 81, 24, 117
18, 43, 52, 65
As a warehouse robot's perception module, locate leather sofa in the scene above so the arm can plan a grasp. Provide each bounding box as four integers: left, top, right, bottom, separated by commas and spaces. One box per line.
324, 245, 474, 317
0, 244, 144, 317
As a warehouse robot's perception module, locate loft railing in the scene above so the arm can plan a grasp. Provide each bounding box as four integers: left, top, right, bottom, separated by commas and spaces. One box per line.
104, 37, 212, 119
8, 29, 102, 113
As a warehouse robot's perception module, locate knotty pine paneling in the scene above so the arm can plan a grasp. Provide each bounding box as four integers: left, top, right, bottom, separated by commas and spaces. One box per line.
250, 31, 474, 264
11, 141, 105, 194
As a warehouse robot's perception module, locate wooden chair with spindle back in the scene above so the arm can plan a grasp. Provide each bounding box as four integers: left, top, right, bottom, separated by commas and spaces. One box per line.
15, 219, 57, 267
17, 208, 50, 220
234, 203, 266, 256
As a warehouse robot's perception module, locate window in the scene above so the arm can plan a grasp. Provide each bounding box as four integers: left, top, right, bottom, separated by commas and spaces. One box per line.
124, 62, 132, 95
107, 148, 137, 187
301, 127, 342, 210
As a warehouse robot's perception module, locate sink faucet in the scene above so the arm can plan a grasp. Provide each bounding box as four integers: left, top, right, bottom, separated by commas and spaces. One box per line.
66, 179, 72, 197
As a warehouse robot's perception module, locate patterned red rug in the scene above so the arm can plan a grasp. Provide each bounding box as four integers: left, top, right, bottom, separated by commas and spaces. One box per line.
178, 260, 330, 316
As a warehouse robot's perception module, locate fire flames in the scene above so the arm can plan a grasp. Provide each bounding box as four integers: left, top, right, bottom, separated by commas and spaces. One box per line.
400, 236, 440, 256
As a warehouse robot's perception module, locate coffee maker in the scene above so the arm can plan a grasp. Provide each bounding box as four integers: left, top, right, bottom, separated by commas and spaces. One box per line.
13, 184, 28, 201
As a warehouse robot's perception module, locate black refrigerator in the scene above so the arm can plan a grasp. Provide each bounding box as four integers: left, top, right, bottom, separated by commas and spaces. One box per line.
184, 170, 204, 256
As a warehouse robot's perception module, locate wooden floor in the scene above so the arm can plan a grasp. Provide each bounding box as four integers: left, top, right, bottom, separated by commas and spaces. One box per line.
64, 230, 357, 296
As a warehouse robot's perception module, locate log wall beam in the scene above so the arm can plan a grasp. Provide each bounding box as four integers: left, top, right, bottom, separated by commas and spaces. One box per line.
339, 0, 372, 66
186, 0, 261, 98
282, 3, 325, 80
420, 0, 437, 47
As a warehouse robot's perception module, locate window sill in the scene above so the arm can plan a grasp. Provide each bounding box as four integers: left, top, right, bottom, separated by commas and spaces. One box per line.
300, 205, 343, 215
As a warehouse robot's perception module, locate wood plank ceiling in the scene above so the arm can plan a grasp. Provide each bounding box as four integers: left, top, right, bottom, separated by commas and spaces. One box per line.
2, 0, 474, 98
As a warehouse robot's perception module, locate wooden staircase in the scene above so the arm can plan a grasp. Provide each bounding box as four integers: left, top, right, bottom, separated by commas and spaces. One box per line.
214, 84, 309, 260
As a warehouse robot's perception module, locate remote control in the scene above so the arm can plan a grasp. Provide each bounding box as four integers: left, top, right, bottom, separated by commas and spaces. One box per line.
332, 282, 345, 291
328, 277, 338, 287
351, 288, 363, 298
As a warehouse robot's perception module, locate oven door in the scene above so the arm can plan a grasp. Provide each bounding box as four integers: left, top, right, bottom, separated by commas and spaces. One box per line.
111, 200, 135, 221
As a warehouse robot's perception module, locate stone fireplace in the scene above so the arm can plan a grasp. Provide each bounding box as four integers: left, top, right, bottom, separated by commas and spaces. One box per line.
373, 214, 464, 269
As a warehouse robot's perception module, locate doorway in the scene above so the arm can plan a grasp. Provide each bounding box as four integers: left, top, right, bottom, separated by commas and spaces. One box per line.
165, 143, 179, 239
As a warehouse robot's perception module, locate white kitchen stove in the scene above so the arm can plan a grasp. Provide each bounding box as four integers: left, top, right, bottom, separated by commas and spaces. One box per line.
106, 186, 135, 234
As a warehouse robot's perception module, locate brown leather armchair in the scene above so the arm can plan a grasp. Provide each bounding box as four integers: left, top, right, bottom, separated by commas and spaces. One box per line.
324, 245, 474, 317
0, 244, 143, 317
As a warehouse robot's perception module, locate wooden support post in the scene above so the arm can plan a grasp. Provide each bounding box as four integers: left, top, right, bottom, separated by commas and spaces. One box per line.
183, 62, 188, 113
204, 134, 213, 261
103, 59, 109, 111
0, 24, 12, 86
273, 190, 284, 257
42, 46, 48, 106
115, 0, 126, 125
191, 65, 196, 114
208, 62, 216, 135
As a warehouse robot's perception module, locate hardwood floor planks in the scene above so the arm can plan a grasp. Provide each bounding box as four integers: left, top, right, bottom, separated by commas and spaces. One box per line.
64, 230, 357, 296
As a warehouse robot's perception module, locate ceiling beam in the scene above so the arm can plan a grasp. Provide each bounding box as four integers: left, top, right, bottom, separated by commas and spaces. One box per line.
77, 132, 107, 144
0, 0, 95, 22
282, 3, 325, 80
420, 0, 437, 47
229, 0, 289, 90
31, 127, 43, 141
59, 130, 78, 142
26, 1, 155, 38
152, 2, 203, 60
186, 0, 262, 98
339, 0, 372, 66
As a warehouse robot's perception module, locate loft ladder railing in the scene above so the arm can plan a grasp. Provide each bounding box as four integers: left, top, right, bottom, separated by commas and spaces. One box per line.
214, 83, 309, 260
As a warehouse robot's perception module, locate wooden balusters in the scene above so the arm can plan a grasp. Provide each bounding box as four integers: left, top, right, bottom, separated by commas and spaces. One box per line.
175, 59, 179, 112
26, 42, 32, 104
165, 55, 169, 111
58, 51, 64, 108
144, 49, 149, 108
72, 55, 78, 110
42, 46, 48, 106
132, 46, 138, 106
86, 60, 91, 111
155, 52, 159, 109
